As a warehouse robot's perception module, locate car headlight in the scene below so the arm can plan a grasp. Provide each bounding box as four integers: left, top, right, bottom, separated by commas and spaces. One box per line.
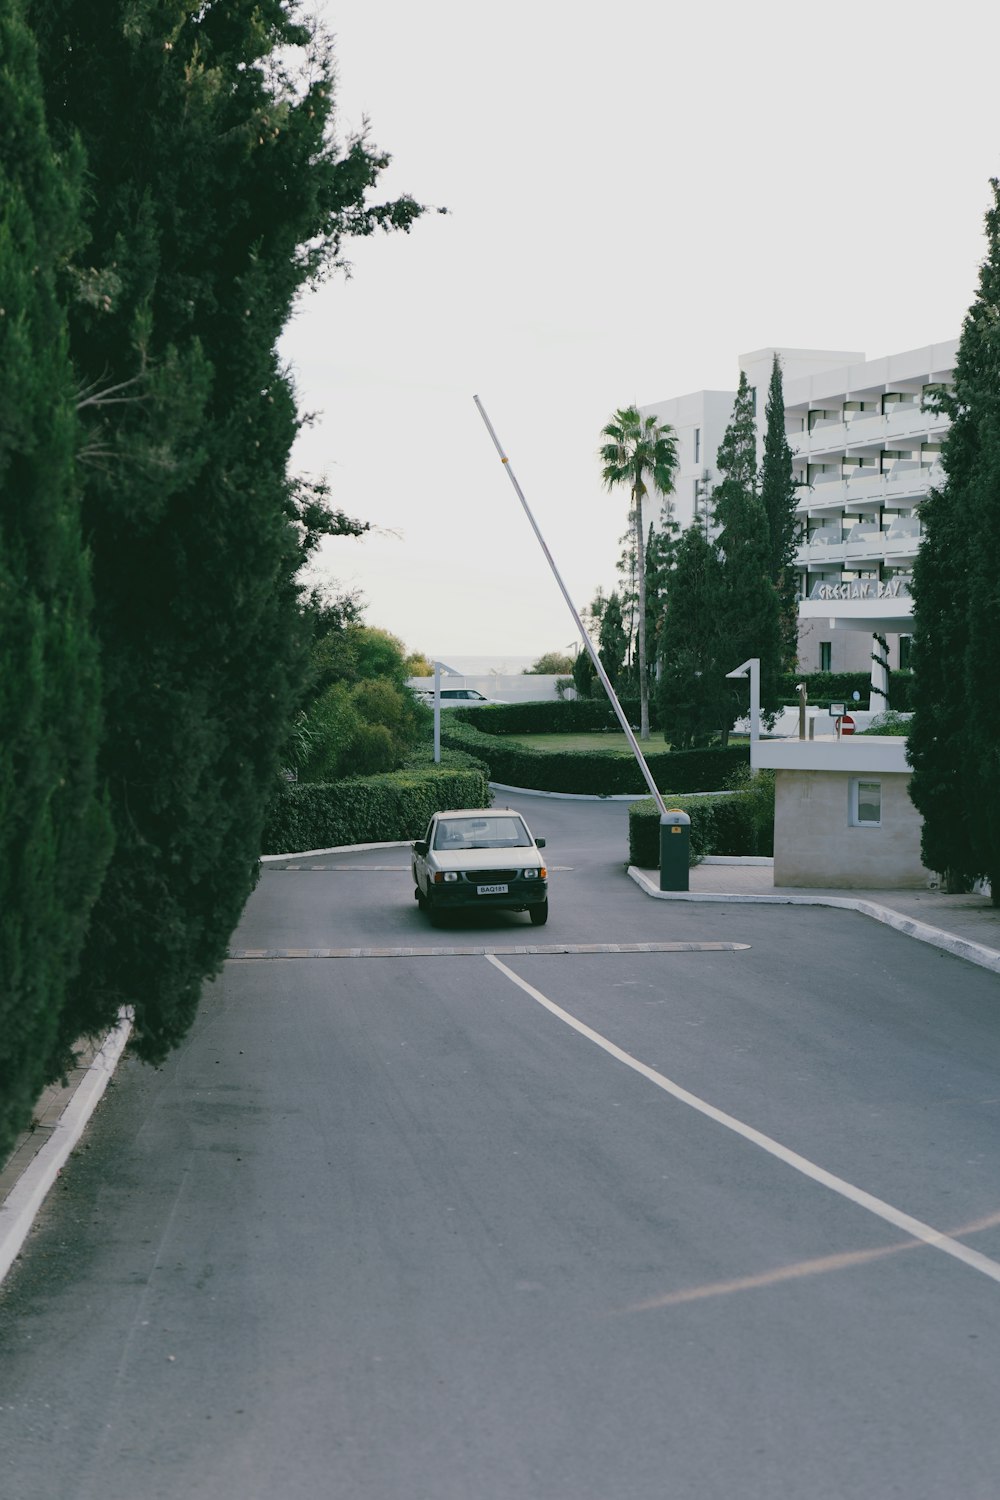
523, 868, 538, 880
434, 871, 460, 883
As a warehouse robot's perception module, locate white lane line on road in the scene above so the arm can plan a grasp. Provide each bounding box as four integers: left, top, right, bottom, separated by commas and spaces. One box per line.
486, 953, 1000, 1290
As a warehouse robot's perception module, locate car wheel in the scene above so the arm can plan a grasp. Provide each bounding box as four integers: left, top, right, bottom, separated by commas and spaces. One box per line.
428, 903, 445, 928
415, 886, 427, 910
529, 900, 548, 927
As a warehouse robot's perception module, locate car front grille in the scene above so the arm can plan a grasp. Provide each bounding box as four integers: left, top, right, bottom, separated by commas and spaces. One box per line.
464, 869, 519, 885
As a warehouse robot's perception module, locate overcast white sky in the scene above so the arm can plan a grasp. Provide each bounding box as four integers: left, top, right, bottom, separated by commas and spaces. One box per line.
280, 0, 999, 666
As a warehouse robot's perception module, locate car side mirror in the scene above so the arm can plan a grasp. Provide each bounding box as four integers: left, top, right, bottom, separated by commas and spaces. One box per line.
414, 840, 428, 857
535, 837, 546, 849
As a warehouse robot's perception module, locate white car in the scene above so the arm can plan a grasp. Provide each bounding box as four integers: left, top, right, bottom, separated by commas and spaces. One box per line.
413, 687, 494, 707
412, 808, 548, 926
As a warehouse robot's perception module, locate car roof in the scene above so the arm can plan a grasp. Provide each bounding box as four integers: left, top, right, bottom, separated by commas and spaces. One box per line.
433, 807, 524, 820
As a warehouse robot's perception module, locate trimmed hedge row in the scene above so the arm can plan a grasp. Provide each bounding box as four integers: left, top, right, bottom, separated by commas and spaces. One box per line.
452, 697, 660, 734
262, 767, 490, 854
777, 670, 913, 711
440, 716, 749, 796
628, 791, 774, 868
451, 699, 632, 734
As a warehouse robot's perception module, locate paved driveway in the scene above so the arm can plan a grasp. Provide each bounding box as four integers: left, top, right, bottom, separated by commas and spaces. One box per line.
3, 795, 1000, 1499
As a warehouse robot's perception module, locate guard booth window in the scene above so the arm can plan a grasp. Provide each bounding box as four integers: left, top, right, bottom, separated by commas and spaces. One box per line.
851, 779, 881, 827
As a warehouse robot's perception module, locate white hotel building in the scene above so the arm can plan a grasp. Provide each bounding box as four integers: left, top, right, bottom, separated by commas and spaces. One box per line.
640, 338, 958, 685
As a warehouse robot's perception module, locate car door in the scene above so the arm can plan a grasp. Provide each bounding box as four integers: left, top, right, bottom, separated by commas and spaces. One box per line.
412, 817, 436, 895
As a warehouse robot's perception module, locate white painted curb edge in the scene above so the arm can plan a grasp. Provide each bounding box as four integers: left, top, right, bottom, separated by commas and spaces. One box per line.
627, 867, 1000, 976
488, 782, 647, 803
260, 841, 408, 862
0, 1011, 133, 1289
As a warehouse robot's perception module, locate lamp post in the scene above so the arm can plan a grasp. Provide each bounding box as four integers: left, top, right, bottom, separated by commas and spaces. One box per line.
726, 658, 760, 756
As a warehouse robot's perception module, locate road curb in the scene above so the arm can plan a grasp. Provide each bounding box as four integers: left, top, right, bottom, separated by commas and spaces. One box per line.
0, 1012, 132, 1289
627, 867, 1000, 976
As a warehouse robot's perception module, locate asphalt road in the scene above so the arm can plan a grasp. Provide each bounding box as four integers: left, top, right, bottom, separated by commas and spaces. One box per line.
3, 795, 1000, 1499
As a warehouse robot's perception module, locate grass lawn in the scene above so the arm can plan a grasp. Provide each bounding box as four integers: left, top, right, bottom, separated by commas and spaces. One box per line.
503, 731, 664, 754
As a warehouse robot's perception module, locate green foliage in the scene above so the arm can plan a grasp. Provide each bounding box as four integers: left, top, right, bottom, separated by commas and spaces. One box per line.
909, 181, 1000, 892
404, 650, 434, 677
774, 670, 917, 711
858, 711, 911, 736
525, 651, 575, 674
572, 649, 596, 699
0, 0, 112, 1158
628, 778, 774, 868
598, 591, 628, 688
296, 677, 429, 782
449, 699, 628, 735
441, 715, 747, 796
30, 0, 430, 1061
657, 525, 732, 748
400, 744, 489, 776
760, 356, 800, 669
714, 373, 782, 733
262, 768, 490, 854
599, 405, 679, 738
645, 516, 679, 662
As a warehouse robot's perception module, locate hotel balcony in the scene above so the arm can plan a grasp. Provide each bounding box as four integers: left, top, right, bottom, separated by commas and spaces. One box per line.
795, 462, 942, 519
788, 403, 949, 463
796, 515, 921, 572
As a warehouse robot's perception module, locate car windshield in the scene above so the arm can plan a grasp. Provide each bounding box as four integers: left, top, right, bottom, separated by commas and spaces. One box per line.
433, 816, 531, 850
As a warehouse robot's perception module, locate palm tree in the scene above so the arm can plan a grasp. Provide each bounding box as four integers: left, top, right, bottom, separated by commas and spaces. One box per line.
599, 406, 678, 739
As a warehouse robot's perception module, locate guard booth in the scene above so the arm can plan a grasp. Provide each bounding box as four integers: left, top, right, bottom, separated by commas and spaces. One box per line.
659, 809, 691, 891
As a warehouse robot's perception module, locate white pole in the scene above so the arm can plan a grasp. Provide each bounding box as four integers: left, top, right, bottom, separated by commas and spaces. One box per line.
433, 660, 442, 764
726, 657, 760, 759
474, 396, 667, 816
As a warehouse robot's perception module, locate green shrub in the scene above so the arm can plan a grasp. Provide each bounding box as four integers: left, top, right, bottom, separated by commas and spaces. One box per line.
441, 716, 748, 795
628, 779, 774, 868
451, 699, 621, 734
401, 745, 490, 775
777, 671, 913, 712
347, 722, 397, 775
262, 767, 490, 853
451, 696, 662, 734
858, 710, 911, 736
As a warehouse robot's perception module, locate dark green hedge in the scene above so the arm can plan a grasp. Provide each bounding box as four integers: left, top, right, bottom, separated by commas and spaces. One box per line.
451, 696, 661, 735
451, 699, 620, 734
628, 790, 774, 868
441, 717, 748, 795
262, 767, 490, 854
777, 671, 913, 712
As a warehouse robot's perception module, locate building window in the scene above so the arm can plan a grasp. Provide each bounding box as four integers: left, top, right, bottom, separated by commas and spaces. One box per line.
851, 779, 882, 827
899, 635, 912, 671
819, 641, 832, 672
694, 427, 701, 464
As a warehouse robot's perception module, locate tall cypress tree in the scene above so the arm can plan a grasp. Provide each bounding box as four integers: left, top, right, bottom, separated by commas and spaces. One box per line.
713, 372, 782, 734
598, 591, 628, 691
31, 2, 428, 1059
657, 526, 730, 748
759, 355, 800, 670
909, 179, 1000, 895
0, 0, 111, 1156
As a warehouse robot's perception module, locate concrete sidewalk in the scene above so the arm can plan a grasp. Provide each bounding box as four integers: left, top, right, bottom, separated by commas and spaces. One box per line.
629, 859, 1000, 976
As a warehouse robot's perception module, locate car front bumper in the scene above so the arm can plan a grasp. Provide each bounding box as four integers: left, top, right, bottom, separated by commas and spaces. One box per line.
429, 878, 548, 913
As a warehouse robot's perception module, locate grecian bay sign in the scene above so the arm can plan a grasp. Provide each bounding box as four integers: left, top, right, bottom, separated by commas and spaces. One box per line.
808, 577, 912, 603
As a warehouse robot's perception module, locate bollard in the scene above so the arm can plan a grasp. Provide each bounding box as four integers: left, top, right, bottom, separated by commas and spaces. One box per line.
659, 809, 691, 891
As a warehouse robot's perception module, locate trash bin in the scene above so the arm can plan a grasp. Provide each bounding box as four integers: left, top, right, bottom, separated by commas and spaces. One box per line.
659, 809, 691, 892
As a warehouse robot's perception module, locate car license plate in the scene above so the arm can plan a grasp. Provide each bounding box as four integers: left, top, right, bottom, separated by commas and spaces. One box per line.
477, 883, 508, 895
